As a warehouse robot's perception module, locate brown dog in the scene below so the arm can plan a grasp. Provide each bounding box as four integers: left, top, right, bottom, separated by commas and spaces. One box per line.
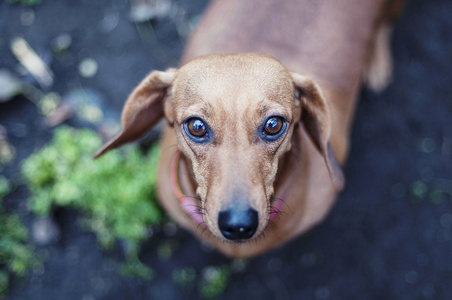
94, 0, 401, 258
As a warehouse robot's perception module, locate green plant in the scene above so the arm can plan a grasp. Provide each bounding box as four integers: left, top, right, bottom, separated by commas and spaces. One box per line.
172, 265, 232, 298
0, 176, 38, 297
172, 267, 197, 288
199, 265, 231, 298
6, 0, 42, 6
21, 126, 163, 278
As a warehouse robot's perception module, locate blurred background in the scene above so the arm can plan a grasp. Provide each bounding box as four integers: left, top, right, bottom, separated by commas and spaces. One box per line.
1, 0, 452, 299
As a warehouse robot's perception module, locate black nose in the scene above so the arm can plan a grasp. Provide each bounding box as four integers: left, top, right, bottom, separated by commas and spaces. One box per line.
218, 208, 258, 240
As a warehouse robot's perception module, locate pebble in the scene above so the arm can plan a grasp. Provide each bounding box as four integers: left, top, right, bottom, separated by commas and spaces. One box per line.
10, 123, 28, 138
411, 181, 428, 198
231, 259, 247, 272
0, 138, 16, 165
51, 34, 72, 54
440, 213, 452, 228
32, 216, 60, 246
405, 270, 419, 284
0, 69, 22, 102
129, 0, 171, 22
79, 58, 98, 78
20, 9, 35, 26
63, 88, 105, 124
301, 252, 317, 267
420, 138, 436, 153
99, 10, 119, 33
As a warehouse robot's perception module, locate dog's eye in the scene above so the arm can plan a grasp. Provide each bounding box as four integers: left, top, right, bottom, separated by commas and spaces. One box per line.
187, 118, 207, 137
184, 117, 211, 143
259, 116, 287, 142
264, 117, 284, 135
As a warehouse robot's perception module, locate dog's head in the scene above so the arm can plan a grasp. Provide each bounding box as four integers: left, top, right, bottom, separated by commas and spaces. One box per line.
95, 53, 343, 242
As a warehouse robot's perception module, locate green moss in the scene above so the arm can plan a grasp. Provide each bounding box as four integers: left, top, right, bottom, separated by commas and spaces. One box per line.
6, 0, 41, 6
199, 266, 231, 298
0, 176, 39, 297
411, 180, 428, 199
172, 267, 197, 288
21, 126, 163, 278
171, 265, 232, 298
0, 176, 9, 199
409, 179, 452, 206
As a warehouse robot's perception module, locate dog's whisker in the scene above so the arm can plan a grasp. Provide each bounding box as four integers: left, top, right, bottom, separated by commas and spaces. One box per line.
201, 226, 211, 239
186, 209, 205, 216
196, 221, 207, 232
273, 197, 292, 213
268, 205, 288, 216
268, 220, 278, 230
176, 194, 199, 200
180, 203, 202, 209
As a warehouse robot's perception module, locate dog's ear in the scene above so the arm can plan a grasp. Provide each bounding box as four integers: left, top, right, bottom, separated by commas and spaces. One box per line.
291, 72, 345, 191
94, 68, 177, 158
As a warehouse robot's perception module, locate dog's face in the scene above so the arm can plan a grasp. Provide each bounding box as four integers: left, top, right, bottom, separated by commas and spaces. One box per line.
94, 53, 343, 243
168, 54, 300, 240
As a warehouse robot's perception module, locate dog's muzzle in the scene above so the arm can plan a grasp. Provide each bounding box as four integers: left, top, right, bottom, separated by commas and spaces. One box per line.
218, 208, 258, 240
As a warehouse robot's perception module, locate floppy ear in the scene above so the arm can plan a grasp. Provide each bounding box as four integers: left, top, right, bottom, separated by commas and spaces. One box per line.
291, 72, 345, 191
93, 68, 177, 158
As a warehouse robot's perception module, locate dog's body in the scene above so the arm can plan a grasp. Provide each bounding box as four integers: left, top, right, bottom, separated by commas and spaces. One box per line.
95, 0, 401, 257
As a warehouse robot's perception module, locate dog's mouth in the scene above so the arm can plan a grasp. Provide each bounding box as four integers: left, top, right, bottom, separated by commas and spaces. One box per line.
171, 150, 286, 242
197, 194, 285, 243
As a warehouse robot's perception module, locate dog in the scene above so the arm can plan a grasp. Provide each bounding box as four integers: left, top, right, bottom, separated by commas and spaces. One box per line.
94, 0, 402, 258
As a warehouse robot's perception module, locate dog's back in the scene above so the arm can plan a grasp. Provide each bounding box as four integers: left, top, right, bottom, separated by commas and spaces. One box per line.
183, 0, 390, 162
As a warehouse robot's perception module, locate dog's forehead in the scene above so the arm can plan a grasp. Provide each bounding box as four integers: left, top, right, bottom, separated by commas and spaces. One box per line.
172, 54, 294, 107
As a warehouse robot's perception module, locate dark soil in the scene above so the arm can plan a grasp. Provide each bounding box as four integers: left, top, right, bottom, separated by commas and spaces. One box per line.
1, 0, 452, 299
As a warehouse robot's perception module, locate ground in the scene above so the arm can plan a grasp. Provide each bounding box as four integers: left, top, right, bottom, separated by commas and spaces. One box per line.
1, 0, 452, 299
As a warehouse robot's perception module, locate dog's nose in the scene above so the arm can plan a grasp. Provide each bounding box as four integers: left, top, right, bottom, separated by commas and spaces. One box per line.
218, 208, 258, 240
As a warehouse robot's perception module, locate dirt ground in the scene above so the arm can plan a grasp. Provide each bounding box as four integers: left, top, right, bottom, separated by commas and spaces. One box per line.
1, 0, 452, 299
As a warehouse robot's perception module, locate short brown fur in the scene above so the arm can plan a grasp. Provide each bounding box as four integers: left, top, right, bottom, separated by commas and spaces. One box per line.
95, 0, 402, 257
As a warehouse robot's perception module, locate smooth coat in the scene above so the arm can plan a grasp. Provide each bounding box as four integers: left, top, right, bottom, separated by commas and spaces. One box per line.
96, 0, 399, 258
